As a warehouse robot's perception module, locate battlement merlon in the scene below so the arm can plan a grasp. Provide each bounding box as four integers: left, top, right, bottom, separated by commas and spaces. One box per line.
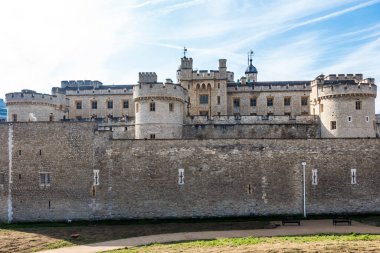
138, 72, 158, 84
180, 57, 193, 69
313, 74, 376, 86
5, 91, 68, 106
133, 82, 188, 103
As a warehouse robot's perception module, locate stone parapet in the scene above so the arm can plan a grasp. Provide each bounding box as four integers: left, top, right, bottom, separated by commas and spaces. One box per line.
5, 91, 66, 107
317, 83, 377, 99
184, 115, 317, 125
133, 83, 188, 102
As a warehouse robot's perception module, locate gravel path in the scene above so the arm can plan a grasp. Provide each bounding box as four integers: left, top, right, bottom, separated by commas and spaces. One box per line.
38, 219, 380, 253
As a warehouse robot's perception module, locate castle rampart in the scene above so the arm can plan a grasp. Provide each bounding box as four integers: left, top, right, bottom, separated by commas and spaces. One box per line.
0, 122, 379, 222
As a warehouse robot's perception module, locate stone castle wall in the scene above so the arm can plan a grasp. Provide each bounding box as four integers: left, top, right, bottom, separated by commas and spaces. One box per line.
183, 115, 319, 139
0, 124, 9, 223
0, 122, 379, 223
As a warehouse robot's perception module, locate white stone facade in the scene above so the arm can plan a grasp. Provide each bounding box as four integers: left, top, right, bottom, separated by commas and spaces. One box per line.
310, 74, 377, 138
4, 54, 378, 139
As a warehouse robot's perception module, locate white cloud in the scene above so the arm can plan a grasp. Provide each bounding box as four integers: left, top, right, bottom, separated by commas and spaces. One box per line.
0, 0, 378, 114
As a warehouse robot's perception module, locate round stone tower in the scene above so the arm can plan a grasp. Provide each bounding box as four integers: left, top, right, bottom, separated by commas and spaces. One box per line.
310, 74, 377, 138
5, 89, 67, 122
133, 72, 188, 139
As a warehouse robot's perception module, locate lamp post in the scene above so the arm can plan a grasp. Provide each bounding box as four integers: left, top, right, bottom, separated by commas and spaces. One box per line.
301, 161, 307, 218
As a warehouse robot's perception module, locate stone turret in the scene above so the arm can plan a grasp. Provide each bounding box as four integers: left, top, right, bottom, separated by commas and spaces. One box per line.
5, 90, 68, 122
177, 57, 193, 83
139, 72, 158, 84
133, 73, 188, 139
310, 74, 377, 138
245, 50, 258, 83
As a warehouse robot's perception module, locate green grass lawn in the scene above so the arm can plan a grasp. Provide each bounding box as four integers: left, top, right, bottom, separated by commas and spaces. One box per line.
107, 234, 380, 253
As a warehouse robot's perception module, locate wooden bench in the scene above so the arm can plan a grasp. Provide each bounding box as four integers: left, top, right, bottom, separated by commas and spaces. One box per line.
333, 217, 352, 226
282, 217, 301, 226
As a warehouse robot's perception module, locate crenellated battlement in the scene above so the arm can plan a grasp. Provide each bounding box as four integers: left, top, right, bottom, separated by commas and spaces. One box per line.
138, 72, 157, 84
227, 81, 311, 92
192, 70, 219, 79
313, 74, 377, 99
133, 82, 188, 102
5, 91, 66, 106
64, 87, 133, 95
324, 74, 363, 81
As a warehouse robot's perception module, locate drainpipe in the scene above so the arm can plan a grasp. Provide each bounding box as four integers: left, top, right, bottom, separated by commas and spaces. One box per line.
301, 161, 307, 218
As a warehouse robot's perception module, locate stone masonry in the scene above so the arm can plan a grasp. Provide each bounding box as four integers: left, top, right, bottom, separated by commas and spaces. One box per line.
0, 122, 379, 223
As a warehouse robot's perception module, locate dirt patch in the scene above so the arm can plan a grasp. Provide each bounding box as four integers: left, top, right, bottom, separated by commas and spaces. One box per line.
0, 220, 267, 253
122, 240, 380, 253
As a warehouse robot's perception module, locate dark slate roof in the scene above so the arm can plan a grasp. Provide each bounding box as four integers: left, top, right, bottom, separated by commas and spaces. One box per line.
63, 84, 135, 91
227, 81, 311, 87
245, 64, 258, 74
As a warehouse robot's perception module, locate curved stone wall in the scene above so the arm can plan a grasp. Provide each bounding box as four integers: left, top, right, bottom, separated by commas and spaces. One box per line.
319, 91, 376, 138
5, 92, 67, 122
133, 83, 188, 139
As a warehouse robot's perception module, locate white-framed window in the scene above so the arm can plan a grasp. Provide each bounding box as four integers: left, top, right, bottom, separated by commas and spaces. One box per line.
93, 170, 100, 186
178, 168, 185, 185
39, 172, 51, 187
351, 169, 357, 185
365, 116, 370, 122
347, 116, 352, 122
312, 169, 318, 185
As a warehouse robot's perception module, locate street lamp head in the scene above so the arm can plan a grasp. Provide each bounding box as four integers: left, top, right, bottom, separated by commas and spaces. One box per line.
301, 162, 306, 166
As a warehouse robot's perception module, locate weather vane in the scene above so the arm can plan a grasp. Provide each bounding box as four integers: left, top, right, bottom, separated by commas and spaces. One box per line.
183, 46, 187, 58
248, 49, 254, 65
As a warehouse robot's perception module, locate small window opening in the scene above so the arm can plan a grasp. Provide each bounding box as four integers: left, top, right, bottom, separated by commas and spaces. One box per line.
284, 97, 291, 106
247, 184, 252, 194
233, 98, 240, 108
150, 102, 155, 111
107, 100, 113, 109
123, 100, 129, 109
301, 97, 308, 106
267, 97, 273, 107
356, 101, 361, 110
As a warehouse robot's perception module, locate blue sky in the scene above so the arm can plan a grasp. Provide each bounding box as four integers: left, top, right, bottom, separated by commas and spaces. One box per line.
0, 0, 379, 113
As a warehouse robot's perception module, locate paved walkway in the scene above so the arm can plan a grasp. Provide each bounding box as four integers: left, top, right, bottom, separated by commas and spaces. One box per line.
39, 219, 380, 253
